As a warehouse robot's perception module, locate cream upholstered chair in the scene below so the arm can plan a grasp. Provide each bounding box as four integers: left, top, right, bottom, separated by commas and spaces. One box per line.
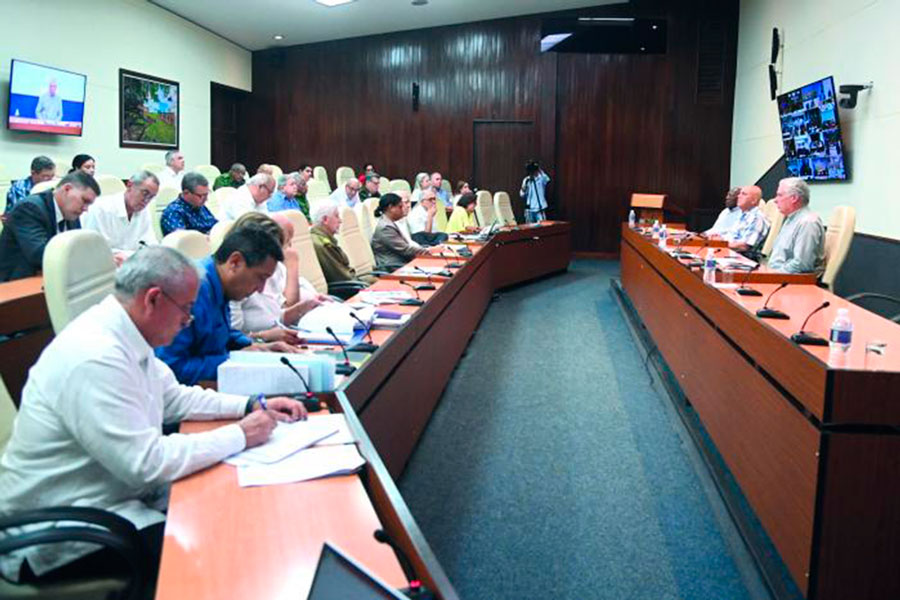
433, 198, 449, 232
307, 178, 331, 201
389, 179, 411, 194
161, 230, 211, 260
42, 230, 116, 334
441, 179, 452, 195
335, 166, 355, 188
354, 201, 375, 241
30, 179, 58, 194
194, 164, 221, 182
1, 376, 16, 454
760, 202, 784, 258
208, 186, 235, 220
378, 177, 390, 195
141, 163, 165, 175
149, 186, 182, 241
313, 166, 331, 192
95, 174, 126, 196
821, 206, 856, 291
209, 219, 234, 253
269, 165, 283, 179
493, 191, 516, 226
282, 210, 328, 294
475, 190, 496, 227
338, 206, 379, 279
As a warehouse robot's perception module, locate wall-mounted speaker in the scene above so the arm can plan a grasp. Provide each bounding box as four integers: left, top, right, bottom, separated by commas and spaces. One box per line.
768, 64, 778, 101
770, 28, 780, 64
412, 82, 420, 112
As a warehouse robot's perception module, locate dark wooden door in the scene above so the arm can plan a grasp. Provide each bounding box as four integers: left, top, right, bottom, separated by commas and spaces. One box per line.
210, 82, 250, 172
473, 120, 537, 222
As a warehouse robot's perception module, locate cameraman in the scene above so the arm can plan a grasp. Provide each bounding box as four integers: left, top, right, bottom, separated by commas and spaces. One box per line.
519, 160, 550, 223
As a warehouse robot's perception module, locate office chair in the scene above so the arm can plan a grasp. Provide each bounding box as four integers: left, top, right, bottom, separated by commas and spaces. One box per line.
821, 206, 856, 291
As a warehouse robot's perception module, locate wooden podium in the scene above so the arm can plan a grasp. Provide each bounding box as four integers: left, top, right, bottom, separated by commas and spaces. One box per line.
630, 193, 684, 224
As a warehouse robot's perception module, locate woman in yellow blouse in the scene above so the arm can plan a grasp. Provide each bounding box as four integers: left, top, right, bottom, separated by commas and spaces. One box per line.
445, 193, 479, 233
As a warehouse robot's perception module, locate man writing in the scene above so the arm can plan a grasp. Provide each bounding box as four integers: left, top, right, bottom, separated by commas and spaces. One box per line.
221, 173, 275, 220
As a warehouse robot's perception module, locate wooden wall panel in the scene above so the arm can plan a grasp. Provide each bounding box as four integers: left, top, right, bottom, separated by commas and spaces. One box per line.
242, 1, 738, 252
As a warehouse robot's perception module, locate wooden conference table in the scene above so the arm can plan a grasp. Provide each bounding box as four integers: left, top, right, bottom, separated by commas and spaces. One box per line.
155, 222, 573, 599
0, 276, 53, 403
620, 224, 900, 600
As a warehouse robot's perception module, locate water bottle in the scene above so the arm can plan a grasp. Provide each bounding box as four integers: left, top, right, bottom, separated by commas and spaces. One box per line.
628, 209, 636, 229
651, 220, 660, 238
658, 226, 668, 249
829, 308, 853, 353
702, 250, 717, 284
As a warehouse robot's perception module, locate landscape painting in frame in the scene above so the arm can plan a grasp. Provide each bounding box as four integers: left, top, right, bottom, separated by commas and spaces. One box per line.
119, 69, 179, 149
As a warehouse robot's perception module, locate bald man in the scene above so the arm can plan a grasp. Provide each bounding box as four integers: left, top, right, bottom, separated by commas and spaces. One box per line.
722, 185, 769, 253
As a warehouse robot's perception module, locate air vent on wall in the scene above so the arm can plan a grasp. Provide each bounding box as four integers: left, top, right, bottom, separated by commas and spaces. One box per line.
696, 19, 726, 105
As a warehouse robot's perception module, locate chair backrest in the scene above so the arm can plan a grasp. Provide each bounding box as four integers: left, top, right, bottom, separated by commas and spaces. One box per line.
209, 219, 234, 253
43, 230, 116, 334
285, 210, 329, 294
208, 187, 236, 220
354, 201, 375, 241
335, 166, 355, 188
307, 178, 331, 200
31, 180, 58, 194
441, 180, 452, 195
493, 191, 516, 226
389, 179, 411, 194
149, 186, 182, 241
1, 376, 16, 455
630, 193, 667, 209
338, 206, 376, 277
270, 165, 283, 179
378, 177, 390, 195
194, 164, 221, 182
313, 166, 331, 192
141, 163, 165, 175
433, 199, 450, 232
821, 205, 857, 290
161, 230, 211, 260
760, 203, 784, 257
95, 174, 126, 196
475, 190, 496, 227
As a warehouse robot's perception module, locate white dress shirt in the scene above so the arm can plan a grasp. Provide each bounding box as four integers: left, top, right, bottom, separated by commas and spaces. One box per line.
222, 185, 267, 220
328, 187, 360, 209
159, 166, 184, 190
706, 206, 741, 235
82, 192, 155, 252
767, 206, 825, 274
230, 263, 320, 332
0, 295, 247, 580
406, 203, 432, 234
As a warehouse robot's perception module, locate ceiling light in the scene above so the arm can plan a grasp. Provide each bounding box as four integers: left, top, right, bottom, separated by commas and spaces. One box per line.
273, 34, 284, 40
314, 0, 356, 6
412, 0, 428, 5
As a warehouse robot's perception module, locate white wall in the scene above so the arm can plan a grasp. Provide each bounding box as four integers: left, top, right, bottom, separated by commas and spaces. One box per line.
0, 0, 251, 181
731, 0, 898, 239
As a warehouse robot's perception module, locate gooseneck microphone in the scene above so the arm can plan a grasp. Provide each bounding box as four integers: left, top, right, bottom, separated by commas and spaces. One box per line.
790, 301, 831, 346
756, 282, 790, 319
432, 254, 454, 277
347, 312, 378, 353
438, 250, 463, 269
735, 264, 763, 296
412, 266, 437, 290
398, 280, 425, 306
325, 326, 356, 376
279, 356, 321, 413
373, 529, 435, 600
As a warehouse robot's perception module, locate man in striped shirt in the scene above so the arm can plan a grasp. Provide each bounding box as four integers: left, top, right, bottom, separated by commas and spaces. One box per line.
723, 185, 769, 254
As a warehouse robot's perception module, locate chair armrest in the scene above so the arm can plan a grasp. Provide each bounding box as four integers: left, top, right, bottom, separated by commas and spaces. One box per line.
327, 280, 369, 300
845, 292, 900, 306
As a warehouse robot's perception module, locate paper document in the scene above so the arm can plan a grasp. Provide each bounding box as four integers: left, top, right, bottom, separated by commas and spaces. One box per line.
357, 290, 413, 305
311, 414, 355, 446
236, 444, 366, 487
226, 418, 338, 466
394, 265, 447, 276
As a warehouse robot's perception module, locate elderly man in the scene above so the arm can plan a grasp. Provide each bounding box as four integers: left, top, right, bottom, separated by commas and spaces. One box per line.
156, 223, 299, 384
0, 247, 304, 586
83, 170, 159, 263
213, 163, 247, 190
160, 172, 217, 236
430, 172, 451, 209
5, 156, 56, 213
359, 173, 381, 201
311, 203, 377, 285
222, 173, 275, 220
35, 78, 63, 122
267, 173, 302, 213
767, 177, 825, 274
0, 171, 99, 282
407, 189, 449, 246
706, 187, 741, 235
160, 150, 185, 189
721, 185, 769, 254
328, 178, 361, 209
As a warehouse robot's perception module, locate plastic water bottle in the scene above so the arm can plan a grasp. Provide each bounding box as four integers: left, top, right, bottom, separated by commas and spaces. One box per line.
829, 308, 853, 353
651, 220, 660, 238
658, 226, 668, 249
628, 209, 636, 229
702, 249, 717, 285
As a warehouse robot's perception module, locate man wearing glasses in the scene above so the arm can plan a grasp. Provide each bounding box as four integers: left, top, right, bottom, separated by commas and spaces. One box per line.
221, 173, 276, 220
83, 170, 160, 265
160, 172, 217, 236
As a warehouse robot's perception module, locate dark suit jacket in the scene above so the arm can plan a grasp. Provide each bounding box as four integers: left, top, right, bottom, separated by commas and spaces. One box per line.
0, 190, 80, 282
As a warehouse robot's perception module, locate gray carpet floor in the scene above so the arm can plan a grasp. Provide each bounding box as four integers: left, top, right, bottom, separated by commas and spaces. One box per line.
397, 259, 755, 600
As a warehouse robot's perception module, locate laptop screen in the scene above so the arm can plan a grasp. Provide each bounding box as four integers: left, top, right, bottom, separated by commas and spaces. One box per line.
307, 542, 409, 600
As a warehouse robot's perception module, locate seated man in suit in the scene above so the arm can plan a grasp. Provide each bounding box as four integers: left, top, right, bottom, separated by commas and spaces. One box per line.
0, 246, 305, 588
83, 170, 159, 265
160, 172, 217, 237
0, 171, 99, 282
155, 222, 299, 385
221, 173, 275, 220
5, 155, 56, 214
310, 203, 377, 286
767, 177, 825, 274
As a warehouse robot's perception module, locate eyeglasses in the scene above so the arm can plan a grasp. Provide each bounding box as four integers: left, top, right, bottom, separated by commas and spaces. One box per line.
159, 288, 195, 325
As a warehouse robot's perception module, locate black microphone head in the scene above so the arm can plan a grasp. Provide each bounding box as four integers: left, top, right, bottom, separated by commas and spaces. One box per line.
821, 301, 831, 308
325, 325, 335, 335
280, 356, 291, 366
373, 529, 388, 543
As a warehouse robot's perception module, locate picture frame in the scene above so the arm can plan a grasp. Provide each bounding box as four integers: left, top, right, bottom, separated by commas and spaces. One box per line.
119, 69, 179, 150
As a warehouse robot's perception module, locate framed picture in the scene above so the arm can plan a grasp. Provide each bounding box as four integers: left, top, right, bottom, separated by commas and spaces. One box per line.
119, 69, 179, 149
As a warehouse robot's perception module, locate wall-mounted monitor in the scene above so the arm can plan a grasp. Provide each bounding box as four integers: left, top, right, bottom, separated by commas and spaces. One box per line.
777, 76, 848, 181
7, 59, 87, 136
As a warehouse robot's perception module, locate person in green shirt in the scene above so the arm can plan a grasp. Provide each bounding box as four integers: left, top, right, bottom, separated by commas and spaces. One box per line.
310, 203, 377, 285
213, 163, 247, 190
359, 173, 381, 201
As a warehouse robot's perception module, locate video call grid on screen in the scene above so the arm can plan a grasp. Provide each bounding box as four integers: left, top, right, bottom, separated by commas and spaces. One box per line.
777, 76, 848, 182
7, 59, 86, 135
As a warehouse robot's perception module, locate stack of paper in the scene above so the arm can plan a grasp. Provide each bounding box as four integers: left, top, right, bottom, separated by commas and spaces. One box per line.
357, 290, 413, 305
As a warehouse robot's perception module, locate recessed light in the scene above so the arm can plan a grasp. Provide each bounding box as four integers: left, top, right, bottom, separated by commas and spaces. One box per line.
314, 0, 356, 6
273, 34, 284, 40
412, 0, 429, 5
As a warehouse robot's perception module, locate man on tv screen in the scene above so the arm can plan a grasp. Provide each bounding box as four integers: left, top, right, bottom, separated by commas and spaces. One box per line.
35, 78, 63, 123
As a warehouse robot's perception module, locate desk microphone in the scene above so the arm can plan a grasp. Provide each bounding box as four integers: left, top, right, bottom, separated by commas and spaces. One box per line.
398, 280, 425, 306
324, 326, 356, 376
438, 250, 463, 269
790, 301, 831, 346
432, 254, 455, 276
373, 529, 435, 600
735, 264, 763, 296
756, 282, 790, 319
278, 357, 321, 413
347, 312, 379, 353
412, 266, 437, 290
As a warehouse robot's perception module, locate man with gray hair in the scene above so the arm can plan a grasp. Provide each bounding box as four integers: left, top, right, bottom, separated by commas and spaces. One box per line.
160, 150, 185, 189
213, 163, 247, 190
83, 170, 160, 263
0, 246, 305, 586
705, 186, 742, 235
222, 172, 275, 220
767, 177, 825, 273
160, 172, 217, 236
266, 172, 309, 221
310, 203, 376, 285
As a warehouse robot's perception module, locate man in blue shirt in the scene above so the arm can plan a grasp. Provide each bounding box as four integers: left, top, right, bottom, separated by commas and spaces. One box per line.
5, 156, 56, 214
430, 172, 451, 209
267, 173, 302, 212
160, 172, 218, 236
155, 223, 299, 384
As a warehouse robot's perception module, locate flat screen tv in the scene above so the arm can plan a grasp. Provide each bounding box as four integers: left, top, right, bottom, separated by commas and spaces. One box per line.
7, 59, 86, 136
777, 76, 848, 181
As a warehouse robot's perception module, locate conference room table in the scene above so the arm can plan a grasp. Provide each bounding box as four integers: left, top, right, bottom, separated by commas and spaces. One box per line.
0, 276, 53, 403
155, 221, 573, 600
619, 223, 900, 600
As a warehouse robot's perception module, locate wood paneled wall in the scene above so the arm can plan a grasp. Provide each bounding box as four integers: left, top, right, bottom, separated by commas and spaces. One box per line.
243, 0, 738, 253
